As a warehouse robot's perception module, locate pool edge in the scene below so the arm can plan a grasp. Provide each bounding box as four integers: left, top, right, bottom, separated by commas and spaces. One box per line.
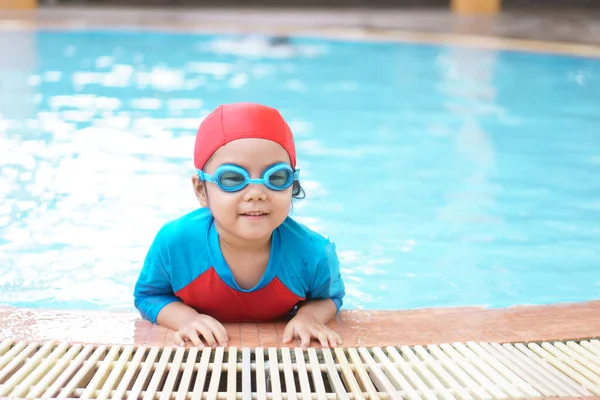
1, 6, 600, 58
2, 300, 599, 348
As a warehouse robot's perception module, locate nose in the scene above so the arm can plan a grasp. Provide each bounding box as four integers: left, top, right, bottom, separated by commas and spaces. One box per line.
242, 183, 267, 202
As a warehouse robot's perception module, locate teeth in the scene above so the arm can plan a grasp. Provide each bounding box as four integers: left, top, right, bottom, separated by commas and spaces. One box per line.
245, 212, 265, 216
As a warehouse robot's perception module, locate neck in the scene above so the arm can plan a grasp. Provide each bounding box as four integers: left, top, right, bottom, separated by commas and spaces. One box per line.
216, 227, 272, 254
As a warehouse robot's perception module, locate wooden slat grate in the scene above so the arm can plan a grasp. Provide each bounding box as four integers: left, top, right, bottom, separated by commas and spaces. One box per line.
1, 338, 599, 399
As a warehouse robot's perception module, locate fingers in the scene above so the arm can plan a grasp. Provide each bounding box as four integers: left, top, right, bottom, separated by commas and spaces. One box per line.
324, 330, 342, 347
192, 321, 219, 347
282, 322, 295, 344
204, 319, 229, 346
173, 331, 185, 346
311, 327, 341, 348
335, 332, 343, 345
315, 331, 330, 348
282, 320, 343, 349
297, 328, 312, 350
333, 331, 343, 345
186, 328, 205, 348
303, 327, 342, 349
217, 323, 229, 342
176, 315, 230, 348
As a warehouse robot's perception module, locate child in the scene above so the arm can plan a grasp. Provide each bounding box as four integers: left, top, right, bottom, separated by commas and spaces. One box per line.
134, 102, 345, 349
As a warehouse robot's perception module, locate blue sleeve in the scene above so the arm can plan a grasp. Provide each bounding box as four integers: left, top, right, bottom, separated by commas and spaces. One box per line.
133, 231, 181, 323
308, 240, 345, 313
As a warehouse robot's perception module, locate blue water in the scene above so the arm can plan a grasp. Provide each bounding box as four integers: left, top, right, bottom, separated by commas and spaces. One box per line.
1, 30, 599, 312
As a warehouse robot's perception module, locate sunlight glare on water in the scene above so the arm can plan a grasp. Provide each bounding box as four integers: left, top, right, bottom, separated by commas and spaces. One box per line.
0, 30, 599, 312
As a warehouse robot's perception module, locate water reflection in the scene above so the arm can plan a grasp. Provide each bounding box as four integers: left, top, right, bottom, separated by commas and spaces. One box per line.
434, 46, 506, 306
0, 32, 332, 311
1, 31, 599, 312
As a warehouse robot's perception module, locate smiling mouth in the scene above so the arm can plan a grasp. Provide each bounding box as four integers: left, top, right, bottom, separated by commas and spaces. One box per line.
241, 212, 268, 217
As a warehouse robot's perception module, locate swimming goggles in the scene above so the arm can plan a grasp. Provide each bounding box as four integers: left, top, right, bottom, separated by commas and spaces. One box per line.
197, 162, 300, 192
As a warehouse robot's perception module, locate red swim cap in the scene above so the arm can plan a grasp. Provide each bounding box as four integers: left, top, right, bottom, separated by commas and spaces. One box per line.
193, 102, 297, 170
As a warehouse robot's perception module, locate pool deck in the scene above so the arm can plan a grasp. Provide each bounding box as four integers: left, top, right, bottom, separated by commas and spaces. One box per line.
1, 5, 600, 57
1, 6, 600, 399
2, 301, 600, 348
2, 301, 600, 399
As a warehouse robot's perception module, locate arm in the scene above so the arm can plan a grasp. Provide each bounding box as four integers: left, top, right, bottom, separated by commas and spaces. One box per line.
294, 298, 338, 324
134, 228, 228, 347
156, 301, 199, 330
301, 239, 345, 317
133, 238, 181, 324
137, 276, 229, 347
283, 240, 345, 348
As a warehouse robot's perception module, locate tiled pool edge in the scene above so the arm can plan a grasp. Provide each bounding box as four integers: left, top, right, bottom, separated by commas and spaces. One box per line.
2, 7, 600, 58
1, 300, 599, 348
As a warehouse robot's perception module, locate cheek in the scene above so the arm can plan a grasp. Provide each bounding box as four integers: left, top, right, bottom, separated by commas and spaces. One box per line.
270, 191, 294, 213
206, 187, 238, 216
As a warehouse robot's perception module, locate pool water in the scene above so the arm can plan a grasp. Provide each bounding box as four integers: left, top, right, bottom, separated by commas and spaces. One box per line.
1, 30, 599, 312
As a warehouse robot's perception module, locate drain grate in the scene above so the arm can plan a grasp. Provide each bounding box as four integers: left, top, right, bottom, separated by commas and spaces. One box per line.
1, 338, 600, 399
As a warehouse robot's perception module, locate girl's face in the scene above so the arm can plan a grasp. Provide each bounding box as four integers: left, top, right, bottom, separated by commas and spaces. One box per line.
192, 138, 294, 247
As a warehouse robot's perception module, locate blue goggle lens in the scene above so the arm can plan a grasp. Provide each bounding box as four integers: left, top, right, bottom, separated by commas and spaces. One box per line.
266, 168, 292, 188
199, 163, 298, 192
219, 171, 246, 188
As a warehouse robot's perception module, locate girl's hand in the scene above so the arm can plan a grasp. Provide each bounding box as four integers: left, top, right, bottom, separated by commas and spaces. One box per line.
282, 314, 343, 350
173, 314, 229, 348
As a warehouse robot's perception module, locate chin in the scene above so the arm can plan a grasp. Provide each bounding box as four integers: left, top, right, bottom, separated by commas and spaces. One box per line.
235, 224, 275, 242
241, 228, 274, 241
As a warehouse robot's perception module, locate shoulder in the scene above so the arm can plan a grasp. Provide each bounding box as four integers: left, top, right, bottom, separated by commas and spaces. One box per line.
148, 208, 213, 262
147, 208, 214, 276
273, 217, 339, 296
142, 208, 214, 293
277, 217, 336, 260
155, 208, 213, 244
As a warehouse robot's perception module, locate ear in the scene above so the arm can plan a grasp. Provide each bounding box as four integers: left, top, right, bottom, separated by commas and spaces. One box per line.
191, 175, 209, 207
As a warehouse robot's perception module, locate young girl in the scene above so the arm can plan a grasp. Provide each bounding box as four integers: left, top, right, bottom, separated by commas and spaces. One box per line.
134, 102, 345, 349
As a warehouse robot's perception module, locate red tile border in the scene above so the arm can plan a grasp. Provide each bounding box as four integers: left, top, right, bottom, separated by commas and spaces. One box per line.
1, 300, 599, 348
